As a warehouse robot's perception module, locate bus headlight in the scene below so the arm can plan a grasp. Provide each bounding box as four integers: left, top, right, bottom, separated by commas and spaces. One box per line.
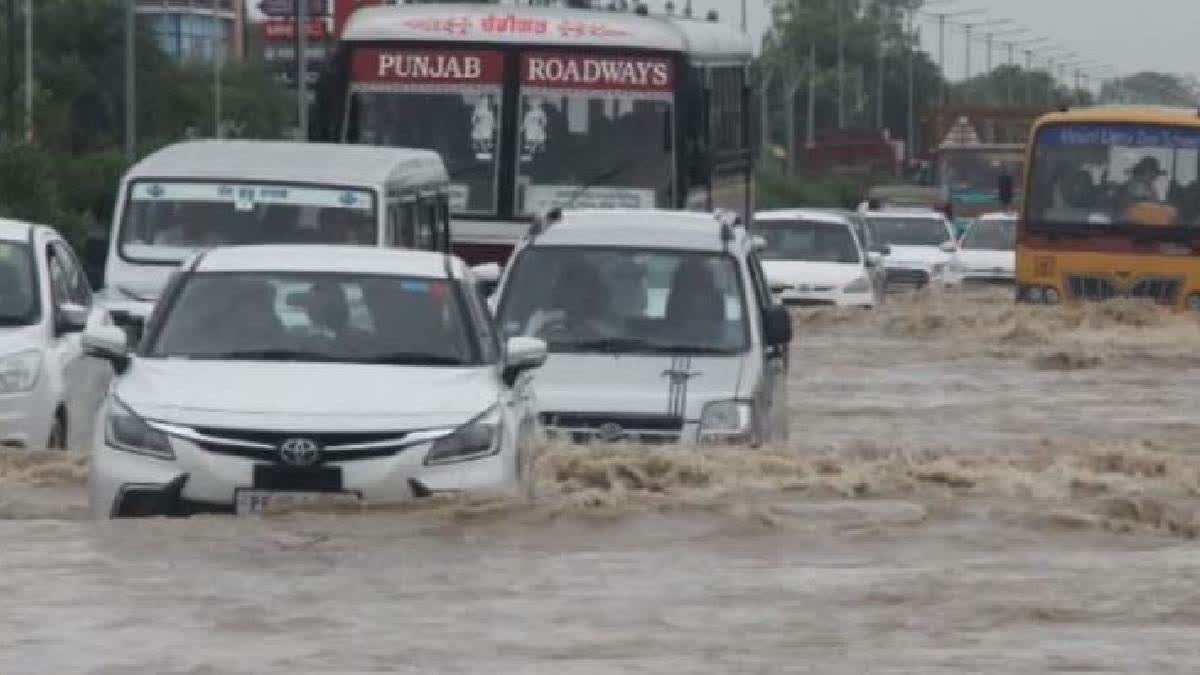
1043, 287, 1061, 304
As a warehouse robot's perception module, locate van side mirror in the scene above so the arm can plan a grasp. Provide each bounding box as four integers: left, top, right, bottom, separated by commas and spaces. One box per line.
998, 173, 1015, 207
83, 316, 132, 374
471, 262, 502, 300
503, 336, 547, 386
55, 302, 90, 336
763, 305, 793, 347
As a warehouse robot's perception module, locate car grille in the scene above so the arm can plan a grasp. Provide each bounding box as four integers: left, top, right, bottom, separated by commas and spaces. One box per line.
886, 269, 930, 287
540, 412, 683, 445
782, 298, 836, 307
183, 426, 415, 463
1066, 275, 1181, 305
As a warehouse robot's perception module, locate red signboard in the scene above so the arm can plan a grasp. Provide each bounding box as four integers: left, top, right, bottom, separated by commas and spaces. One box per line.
351, 49, 505, 85
520, 53, 674, 93
262, 18, 328, 42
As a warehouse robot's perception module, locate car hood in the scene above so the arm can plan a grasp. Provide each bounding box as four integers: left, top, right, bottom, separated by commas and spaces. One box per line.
883, 245, 952, 270
762, 260, 865, 287
0, 325, 46, 357
956, 248, 1015, 271
116, 359, 497, 431
534, 353, 746, 420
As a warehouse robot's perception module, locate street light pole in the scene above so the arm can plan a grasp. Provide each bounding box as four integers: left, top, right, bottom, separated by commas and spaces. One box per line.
125, 0, 135, 160
23, 0, 31, 141
836, 0, 845, 130
921, 7, 984, 104
296, 0, 308, 139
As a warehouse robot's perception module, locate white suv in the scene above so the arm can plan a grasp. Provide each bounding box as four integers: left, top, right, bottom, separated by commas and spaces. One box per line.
0, 219, 109, 450
83, 245, 547, 518
491, 209, 793, 446
860, 208, 958, 290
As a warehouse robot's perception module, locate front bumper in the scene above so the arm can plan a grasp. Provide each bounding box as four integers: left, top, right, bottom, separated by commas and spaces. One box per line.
90, 431, 518, 518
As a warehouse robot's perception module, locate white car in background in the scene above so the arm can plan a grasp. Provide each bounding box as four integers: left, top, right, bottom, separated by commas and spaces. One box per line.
861, 209, 959, 290
492, 209, 793, 446
0, 219, 109, 450
84, 245, 546, 518
754, 209, 884, 308
946, 212, 1016, 286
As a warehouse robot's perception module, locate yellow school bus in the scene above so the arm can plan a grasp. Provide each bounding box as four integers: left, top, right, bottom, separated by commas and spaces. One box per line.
1016, 106, 1200, 309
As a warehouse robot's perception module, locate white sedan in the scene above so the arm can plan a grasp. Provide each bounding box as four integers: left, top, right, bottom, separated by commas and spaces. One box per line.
0, 219, 109, 450
84, 245, 547, 518
946, 213, 1016, 286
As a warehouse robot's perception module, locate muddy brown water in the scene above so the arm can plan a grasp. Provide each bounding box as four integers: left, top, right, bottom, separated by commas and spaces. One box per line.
4, 288, 1200, 674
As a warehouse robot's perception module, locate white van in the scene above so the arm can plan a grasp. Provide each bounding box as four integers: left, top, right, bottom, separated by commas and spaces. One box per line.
85, 140, 452, 324
492, 209, 794, 446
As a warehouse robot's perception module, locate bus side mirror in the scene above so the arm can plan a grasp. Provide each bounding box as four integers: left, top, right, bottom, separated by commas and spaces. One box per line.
998, 174, 1015, 207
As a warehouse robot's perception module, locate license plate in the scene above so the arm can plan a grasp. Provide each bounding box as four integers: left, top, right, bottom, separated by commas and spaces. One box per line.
235, 490, 360, 516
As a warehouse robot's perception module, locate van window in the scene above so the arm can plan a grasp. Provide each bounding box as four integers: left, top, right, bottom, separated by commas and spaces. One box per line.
417, 197, 439, 251
119, 181, 377, 262
387, 201, 417, 248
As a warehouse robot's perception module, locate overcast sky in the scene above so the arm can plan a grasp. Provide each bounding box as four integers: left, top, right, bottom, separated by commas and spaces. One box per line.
687, 0, 1196, 81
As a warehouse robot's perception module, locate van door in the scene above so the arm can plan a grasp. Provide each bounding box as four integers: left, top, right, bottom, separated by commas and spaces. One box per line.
745, 250, 788, 443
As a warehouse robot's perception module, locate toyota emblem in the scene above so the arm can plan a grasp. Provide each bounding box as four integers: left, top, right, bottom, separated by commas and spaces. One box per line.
279, 438, 321, 466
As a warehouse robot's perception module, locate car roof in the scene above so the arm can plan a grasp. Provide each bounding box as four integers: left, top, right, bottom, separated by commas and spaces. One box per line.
862, 209, 948, 220
0, 218, 33, 243
125, 140, 448, 188
754, 209, 854, 226
528, 209, 743, 253
342, 4, 753, 61
192, 245, 456, 278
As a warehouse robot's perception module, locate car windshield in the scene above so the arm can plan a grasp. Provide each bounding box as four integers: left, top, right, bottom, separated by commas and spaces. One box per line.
1028, 123, 1200, 228
867, 216, 953, 247
0, 242, 38, 326
348, 48, 505, 214
755, 220, 861, 263
120, 181, 377, 262
498, 248, 748, 355
962, 218, 1016, 250
150, 272, 477, 365
514, 53, 675, 214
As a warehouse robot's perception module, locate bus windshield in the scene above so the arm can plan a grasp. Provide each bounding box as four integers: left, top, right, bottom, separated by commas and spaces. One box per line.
349, 48, 505, 214
939, 147, 1024, 194
120, 181, 377, 262
515, 53, 674, 214
1028, 124, 1200, 228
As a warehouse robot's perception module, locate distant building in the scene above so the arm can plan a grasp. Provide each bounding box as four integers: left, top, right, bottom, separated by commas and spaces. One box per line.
137, 0, 245, 63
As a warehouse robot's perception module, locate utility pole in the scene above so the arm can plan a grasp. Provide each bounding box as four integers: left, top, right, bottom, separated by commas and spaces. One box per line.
125, 0, 135, 160
922, 7, 984, 104
907, 12, 917, 160
836, 0, 845, 130
214, 41, 223, 138
806, 41, 816, 149
5, 0, 14, 141
22, 0, 30, 141
983, 27, 1023, 104
296, 0, 308, 139
875, 5, 885, 131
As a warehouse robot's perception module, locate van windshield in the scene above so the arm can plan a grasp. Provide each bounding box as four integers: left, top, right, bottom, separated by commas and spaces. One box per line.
119, 181, 377, 262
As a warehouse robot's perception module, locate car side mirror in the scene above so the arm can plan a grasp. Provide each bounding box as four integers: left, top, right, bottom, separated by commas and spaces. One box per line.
82, 315, 131, 374
866, 251, 883, 268
763, 305, 793, 347
998, 173, 1015, 207
872, 244, 891, 256
503, 336, 547, 386
750, 235, 768, 252
939, 240, 958, 253
471, 262, 502, 300
55, 302, 90, 336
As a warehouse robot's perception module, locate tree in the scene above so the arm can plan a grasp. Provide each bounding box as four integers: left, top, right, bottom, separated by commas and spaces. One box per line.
1100, 72, 1199, 107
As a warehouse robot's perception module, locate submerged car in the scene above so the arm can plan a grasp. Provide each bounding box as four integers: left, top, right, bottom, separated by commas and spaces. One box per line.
84, 245, 547, 518
946, 212, 1016, 286
754, 209, 885, 308
491, 209, 793, 446
862, 208, 959, 290
0, 219, 110, 450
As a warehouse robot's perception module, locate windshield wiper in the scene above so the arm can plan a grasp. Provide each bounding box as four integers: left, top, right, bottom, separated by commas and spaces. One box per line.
195, 349, 342, 362
355, 352, 466, 366
562, 338, 734, 355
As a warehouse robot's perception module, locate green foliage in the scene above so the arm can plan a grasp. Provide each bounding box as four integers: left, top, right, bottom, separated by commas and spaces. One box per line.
756, 170, 871, 210
0, 143, 61, 225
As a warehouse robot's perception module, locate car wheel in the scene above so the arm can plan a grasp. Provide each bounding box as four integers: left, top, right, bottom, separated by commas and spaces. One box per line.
46, 412, 67, 451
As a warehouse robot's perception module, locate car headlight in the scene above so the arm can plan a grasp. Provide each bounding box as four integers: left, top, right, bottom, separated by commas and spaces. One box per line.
424, 407, 503, 466
699, 400, 754, 441
843, 275, 871, 293
105, 397, 175, 459
0, 350, 42, 394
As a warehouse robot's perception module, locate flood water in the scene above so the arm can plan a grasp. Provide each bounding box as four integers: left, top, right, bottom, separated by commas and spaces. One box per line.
5, 288, 1200, 674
